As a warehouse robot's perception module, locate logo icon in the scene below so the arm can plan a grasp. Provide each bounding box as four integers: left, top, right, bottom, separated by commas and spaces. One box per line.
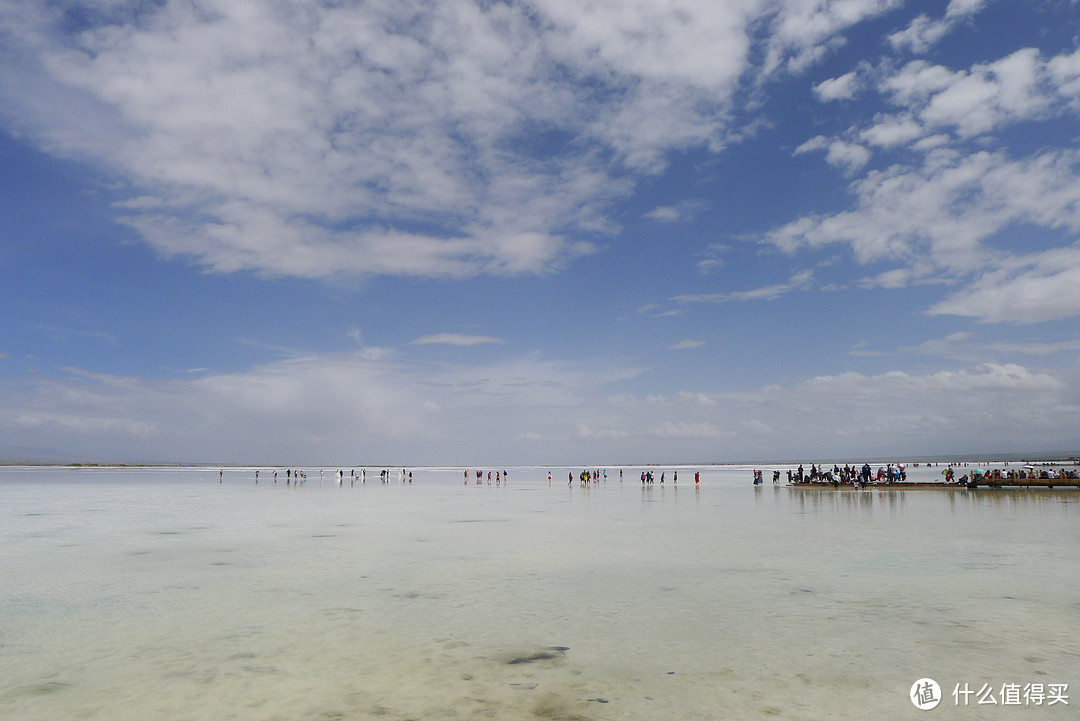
911, 678, 942, 710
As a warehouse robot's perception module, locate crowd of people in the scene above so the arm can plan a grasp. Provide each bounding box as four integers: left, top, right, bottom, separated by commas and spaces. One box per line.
779, 462, 906, 486
221, 467, 413, 485
465, 469, 509, 484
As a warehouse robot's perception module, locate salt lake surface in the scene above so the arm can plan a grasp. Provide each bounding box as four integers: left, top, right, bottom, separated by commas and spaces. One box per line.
1, 464, 1078, 720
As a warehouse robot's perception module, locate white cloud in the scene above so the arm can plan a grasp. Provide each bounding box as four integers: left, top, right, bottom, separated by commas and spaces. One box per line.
766, 148, 1080, 275
3, 349, 1076, 463
672, 269, 815, 304
762, 0, 903, 75
644, 199, 708, 223
0, 1, 775, 280
411, 333, 506, 346
888, 15, 952, 54
888, 0, 987, 53
859, 115, 923, 148
881, 49, 1056, 139
795, 135, 870, 173
670, 339, 704, 350
824, 140, 871, 173
638, 362, 1077, 458
765, 142, 1080, 322
902, 332, 1080, 360
813, 71, 859, 101
928, 247, 1080, 323
794, 135, 830, 154
1048, 46, 1080, 109
945, 0, 989, 19
0, 351, 646, 464
0, 1, 924, 282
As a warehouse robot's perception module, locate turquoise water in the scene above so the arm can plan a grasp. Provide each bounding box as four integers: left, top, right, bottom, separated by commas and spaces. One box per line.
1, 465, 1077, 719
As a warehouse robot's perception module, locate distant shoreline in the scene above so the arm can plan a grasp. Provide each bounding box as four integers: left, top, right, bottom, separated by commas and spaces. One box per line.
3, 457, 1079, 470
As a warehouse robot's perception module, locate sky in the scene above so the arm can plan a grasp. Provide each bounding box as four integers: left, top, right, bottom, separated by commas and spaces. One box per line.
2, 0, 1080, 466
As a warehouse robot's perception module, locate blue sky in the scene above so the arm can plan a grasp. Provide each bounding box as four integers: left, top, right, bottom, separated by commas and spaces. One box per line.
2, 0, 1080, 465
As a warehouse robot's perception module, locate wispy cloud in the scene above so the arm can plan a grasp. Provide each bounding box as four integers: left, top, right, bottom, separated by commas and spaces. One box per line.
2, 350, 1075, 463
411, 333, 505, 346
644, 200, 708, 223
672, 270, 815, 304
669, 339, 704, 350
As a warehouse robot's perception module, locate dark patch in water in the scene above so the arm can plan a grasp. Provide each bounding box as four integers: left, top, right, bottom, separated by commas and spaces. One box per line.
241, 665, 280, 675
392, 591, 443, 600
310, 534, 337, 538
17, 682, 71, 697
508, 647, 569, 665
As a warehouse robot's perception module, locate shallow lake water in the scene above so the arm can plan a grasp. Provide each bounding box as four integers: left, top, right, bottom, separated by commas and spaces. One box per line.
1, 464, 1077, 719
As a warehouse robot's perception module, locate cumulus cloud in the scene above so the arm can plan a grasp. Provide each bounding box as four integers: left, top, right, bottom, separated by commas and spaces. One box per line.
880, 49, 1058, 139
813, 71, 859, 101
1048, 46, 1080, 109
772, 36, 1080, 324
0, 1, 924, 282
0, 0, 753, 280
762, 0, 902, 75
795, 135, 870, 173
888, 14, 953, 54
888, 0, 987, 54
765, 148, 1080, 307
859, 115, 923, 148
